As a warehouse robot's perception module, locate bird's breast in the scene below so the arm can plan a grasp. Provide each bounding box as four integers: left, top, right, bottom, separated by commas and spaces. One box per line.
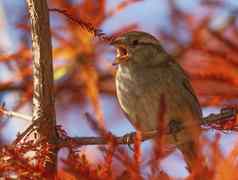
115, 65, 202, 133
115, 66, 161, 131
116, 66, 148, 96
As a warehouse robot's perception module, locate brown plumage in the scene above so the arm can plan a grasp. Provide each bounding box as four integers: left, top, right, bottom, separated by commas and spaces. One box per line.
112, 31, 203, 171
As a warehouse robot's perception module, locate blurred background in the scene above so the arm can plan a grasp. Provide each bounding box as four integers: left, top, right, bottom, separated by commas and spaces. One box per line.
0, 0, 238, 178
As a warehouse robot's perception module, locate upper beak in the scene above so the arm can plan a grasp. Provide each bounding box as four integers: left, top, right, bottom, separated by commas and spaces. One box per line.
110, 37, 125, 46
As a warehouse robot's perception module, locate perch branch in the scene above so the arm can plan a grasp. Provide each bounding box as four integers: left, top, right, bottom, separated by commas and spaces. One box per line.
59, 132, 155, 147
58, 108, 238, 147
10, 107, 238, 147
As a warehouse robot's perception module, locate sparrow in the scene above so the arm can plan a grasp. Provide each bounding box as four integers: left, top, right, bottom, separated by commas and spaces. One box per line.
111, 31, 203, 171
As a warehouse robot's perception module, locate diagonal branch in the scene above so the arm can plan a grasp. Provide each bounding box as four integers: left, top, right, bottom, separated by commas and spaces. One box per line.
0, 106, 31, 121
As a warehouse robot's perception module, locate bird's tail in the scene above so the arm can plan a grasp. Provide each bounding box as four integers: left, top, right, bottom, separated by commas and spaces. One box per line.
178, 141, 210, 179
178, 141, 199, 171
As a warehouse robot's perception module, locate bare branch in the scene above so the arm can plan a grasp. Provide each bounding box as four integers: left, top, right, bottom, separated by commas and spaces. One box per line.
59, 132, 154, 147
0, 106, 31, 121
203, 108, 236, 125
9, 106, 237, 147
58, 108, 238, 147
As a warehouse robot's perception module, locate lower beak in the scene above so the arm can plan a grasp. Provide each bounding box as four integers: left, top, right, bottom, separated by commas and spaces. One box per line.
112, 48, 129, 65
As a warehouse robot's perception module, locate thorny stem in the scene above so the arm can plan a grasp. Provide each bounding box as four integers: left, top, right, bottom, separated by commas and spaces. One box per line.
48, 8, 114, 43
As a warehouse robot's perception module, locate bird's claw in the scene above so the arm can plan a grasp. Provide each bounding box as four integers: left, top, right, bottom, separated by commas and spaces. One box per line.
122, 132, 136, 151
168, 120, 184, 142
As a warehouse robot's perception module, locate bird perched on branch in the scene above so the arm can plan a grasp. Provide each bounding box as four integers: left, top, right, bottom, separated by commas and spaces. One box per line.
111, 31, 203, 172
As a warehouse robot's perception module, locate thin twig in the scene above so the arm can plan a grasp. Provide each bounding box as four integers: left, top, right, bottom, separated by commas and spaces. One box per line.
13, 122, 36, 145
0, 107, 31, 121
202, 108, 236, 125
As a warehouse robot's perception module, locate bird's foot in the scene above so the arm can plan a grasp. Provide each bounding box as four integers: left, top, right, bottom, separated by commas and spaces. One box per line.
122, 132, 136, 151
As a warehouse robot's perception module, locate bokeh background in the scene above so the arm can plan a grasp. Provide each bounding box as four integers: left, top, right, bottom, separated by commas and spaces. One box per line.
1, 0, 238, 178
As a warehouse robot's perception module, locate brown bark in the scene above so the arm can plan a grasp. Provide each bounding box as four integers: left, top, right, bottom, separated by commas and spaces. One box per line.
26, 0, 58, 176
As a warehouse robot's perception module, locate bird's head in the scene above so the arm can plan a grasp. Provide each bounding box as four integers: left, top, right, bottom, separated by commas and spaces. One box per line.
111, 31, 167, 68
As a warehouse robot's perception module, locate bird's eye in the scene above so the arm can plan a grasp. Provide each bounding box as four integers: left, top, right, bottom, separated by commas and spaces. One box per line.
132, 39, 139, 46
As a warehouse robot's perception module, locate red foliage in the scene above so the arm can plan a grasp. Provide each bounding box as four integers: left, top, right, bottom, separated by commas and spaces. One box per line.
0, 0, 238, 179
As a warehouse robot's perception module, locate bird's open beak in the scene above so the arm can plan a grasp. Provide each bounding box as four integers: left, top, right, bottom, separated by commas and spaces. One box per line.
111, 38, 129, 65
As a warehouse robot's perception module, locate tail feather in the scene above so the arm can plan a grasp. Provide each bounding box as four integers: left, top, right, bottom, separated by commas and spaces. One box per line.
178, 141, 198, 172
178, 141, 211, 180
